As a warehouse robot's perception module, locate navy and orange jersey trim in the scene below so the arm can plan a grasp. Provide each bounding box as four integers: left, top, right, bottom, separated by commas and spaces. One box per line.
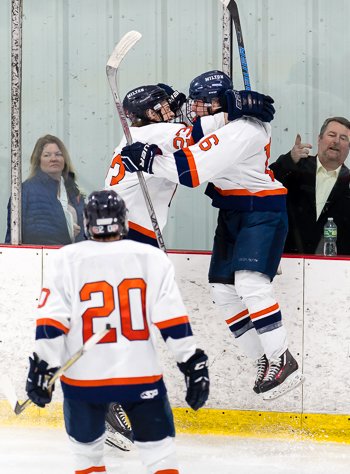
155, 315, 193, 341
61, 374, 163, 387
250, 303, 282, 333
225, 309, 249, 326
191, 117, 205, 143
205, 183, 287, 211
173, 148, 200, 188
61, 374, 167, 403
127, 221, 158, 247
225, 309, 254, 338
36, 318, 69, 340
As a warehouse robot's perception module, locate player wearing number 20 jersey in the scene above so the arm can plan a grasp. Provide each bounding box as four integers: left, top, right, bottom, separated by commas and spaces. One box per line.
28, 190, 209, 474
34, 237, 197, 402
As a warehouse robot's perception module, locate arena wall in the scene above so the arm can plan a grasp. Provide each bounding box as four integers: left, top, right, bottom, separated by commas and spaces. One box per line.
1, 246, 350, 441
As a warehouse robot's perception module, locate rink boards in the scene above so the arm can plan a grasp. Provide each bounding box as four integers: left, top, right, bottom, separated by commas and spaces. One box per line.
0, 246, 350, 442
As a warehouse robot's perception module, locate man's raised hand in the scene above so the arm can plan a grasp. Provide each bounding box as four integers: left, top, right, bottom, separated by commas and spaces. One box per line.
291, 134, 312, 163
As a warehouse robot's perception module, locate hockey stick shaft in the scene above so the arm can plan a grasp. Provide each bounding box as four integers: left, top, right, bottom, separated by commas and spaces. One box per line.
223, 2, 281, 273
220, 0, 251, 90
2, 325, 111, 415
106, 31, 167, 252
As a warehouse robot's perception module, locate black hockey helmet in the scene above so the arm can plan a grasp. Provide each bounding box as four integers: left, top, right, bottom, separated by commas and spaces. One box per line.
188, 70, 233, 102
157, 83, 187, 122
186, 69, 233, 122
84, 190, 128, 239
123, 85, 170, 124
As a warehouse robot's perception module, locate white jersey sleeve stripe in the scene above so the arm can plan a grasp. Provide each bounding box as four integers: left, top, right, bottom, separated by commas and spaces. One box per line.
36, 317, 70, 335
155, 315, 189, 329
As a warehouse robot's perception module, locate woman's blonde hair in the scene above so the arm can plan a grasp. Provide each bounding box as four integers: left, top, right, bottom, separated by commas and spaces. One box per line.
28, 134, 76, 179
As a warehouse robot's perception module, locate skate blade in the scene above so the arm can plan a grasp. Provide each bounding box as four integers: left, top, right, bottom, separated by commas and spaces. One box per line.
262, 371, 305, 401
105, 431, 133, 451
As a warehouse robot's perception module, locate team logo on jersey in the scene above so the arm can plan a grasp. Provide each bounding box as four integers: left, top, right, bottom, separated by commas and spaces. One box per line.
140, 389, 158, 399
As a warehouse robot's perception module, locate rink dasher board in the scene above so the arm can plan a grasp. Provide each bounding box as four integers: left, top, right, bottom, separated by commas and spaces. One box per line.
0, 402, 350, 444
0, 246, 350, 441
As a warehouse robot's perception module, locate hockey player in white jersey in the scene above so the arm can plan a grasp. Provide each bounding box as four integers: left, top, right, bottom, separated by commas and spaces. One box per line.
104, 83, 225, 246
105, 83, 275, 246
119, 70, 304, 400
103, 82, 276, 446
25, 190, 210, 474
104, 83, 219, 447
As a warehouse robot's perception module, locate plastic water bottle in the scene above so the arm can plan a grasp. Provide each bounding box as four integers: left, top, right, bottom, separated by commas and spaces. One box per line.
323, 217, 337, 256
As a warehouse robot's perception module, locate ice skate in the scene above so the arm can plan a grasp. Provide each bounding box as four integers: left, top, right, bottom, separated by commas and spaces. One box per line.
105, 403, 133, 451
259, 349, 304, 400
253, 354, 269, 394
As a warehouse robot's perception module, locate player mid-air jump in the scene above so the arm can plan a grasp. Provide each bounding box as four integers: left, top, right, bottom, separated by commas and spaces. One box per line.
119, 70, 304, 401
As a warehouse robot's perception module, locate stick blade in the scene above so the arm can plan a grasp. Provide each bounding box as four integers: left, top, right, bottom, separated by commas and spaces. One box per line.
107, 31, 142, 69
14, 399, 31, 415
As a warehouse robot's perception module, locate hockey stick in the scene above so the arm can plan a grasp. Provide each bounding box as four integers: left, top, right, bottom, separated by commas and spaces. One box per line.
220, 1, 282, 275
106, 31, 167, 252
220, 0, 251, 91
0, 324, 111, 415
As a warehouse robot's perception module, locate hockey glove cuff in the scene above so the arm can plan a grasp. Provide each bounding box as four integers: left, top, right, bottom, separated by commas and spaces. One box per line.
120, 142, 161, 174
26, 352, 58, 408
178, 348, 209, 411
223, 89, 275, 123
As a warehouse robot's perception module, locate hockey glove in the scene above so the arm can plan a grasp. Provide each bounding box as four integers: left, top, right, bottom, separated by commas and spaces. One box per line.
26, 352, 58, 408
157, 83, 187, 115
221, 89, 275, 123
178, 349, 209, 411
120, 142, 161, 174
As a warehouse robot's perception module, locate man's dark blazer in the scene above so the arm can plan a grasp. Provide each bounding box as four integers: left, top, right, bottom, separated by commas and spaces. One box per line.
270, 152, 350, 255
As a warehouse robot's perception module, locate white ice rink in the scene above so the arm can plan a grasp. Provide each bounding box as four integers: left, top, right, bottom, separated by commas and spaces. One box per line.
1, 427, 350, 474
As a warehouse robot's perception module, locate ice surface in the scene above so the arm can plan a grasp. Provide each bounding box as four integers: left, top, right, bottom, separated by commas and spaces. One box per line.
0, 427, 350, 474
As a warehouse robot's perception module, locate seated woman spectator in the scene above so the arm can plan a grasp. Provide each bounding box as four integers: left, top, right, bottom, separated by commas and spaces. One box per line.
5, 134, 85, 245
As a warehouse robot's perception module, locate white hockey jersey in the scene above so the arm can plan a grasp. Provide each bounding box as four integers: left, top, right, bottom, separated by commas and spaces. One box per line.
104, 115, 226, 245
151, 118, 287, 212
33, 239, 197, 403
